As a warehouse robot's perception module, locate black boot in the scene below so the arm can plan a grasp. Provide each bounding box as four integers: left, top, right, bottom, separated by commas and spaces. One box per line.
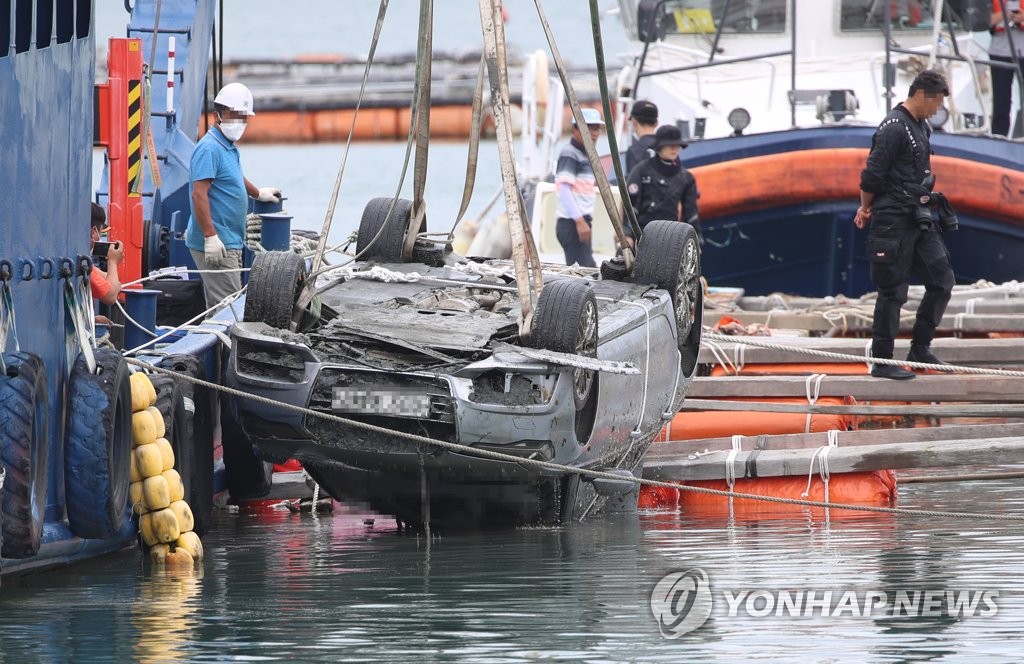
906, 344, 945, 366
870, 362, 916, 380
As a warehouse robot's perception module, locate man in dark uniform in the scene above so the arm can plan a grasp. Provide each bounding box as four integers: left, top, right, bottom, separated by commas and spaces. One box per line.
624, 100, 659, 175
625, 124, 700, 247
854, 69, 955, 380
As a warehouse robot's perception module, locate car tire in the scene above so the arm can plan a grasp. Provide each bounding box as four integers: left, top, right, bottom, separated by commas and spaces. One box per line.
0, 351, 49, 558
529, 278, 599, 442
632, 220, 703, 376
356, 197, 417, 262
243, 250, 307, 329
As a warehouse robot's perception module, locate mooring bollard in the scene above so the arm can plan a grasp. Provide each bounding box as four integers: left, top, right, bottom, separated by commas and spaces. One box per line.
123, 288, 160, 351
258, 212, 294, 252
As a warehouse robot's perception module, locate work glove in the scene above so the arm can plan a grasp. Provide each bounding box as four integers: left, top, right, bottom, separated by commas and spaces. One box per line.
257, 187, 282, 203
204, 234, 228, 268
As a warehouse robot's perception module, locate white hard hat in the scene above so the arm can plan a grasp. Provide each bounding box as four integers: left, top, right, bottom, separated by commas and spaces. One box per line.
572, 107, 603, 126
214, 82, 255, 116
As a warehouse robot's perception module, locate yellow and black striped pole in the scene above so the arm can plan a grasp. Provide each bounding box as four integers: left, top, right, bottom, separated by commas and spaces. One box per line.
128, 78, 143, 196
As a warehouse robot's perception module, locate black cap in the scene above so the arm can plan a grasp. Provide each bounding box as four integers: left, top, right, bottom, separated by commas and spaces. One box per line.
629, 100, 658, 124
653, 124, 687, 149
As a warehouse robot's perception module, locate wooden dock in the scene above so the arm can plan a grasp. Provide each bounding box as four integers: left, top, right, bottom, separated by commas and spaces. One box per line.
642, 423, 1024, 482
644, 284, 1024, 485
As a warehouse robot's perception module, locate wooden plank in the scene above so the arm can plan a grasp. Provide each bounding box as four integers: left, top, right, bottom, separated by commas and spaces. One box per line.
736, 297, 1024, 315
686, 374, 1024, 402
644, 423, 1024, 459
711, 311, 1024, 334
642, 437, 1024, 481
698, 336, 1024, 366
679, 398, 1024, 418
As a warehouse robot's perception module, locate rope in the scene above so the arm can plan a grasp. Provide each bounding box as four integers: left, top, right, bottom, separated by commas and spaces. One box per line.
803, 373, 824, 433
122, 289, 244, 356
702, 331, 1024, 377
802, 429, 839, 503
608, 298, 654, 434
124, 357, 1024, 522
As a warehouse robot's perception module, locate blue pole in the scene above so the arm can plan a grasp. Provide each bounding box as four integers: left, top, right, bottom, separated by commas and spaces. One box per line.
123, 289, 160, 351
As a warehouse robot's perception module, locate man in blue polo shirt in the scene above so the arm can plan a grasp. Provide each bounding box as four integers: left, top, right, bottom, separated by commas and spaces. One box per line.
186, 82, 281, 309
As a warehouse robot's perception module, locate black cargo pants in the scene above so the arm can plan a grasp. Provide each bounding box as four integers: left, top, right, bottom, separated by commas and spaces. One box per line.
866, 212, 955, 360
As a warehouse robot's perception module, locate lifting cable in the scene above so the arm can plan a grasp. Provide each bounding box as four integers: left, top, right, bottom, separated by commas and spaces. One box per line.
306, 0, 391, 283
451, 56, 487, 233
479, 0, 544, 335
532, 0, 635, 268
126, 356, 1024, 523
587, 0, 641, 240
405, 0, 434, 262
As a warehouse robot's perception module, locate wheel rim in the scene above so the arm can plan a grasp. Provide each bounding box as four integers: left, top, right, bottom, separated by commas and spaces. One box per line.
572, 298, 598, 407
674, 237, 700, 343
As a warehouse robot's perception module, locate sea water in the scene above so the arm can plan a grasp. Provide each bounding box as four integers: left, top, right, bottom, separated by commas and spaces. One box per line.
68, 3, 1024, 660
1, 476, 1023, 661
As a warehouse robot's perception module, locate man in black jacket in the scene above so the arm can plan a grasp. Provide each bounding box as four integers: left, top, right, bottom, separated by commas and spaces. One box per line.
624, 100, 659, 175
854, 69, 955, 380
625, 124, 700, 248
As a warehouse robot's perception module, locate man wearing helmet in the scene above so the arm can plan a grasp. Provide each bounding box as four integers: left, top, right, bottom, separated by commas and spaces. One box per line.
185, 82, 281, 308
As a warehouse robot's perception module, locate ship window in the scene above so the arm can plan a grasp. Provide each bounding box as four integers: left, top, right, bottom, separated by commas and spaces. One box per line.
654, 1, 787, 37
36, 0, 52, 49
839, 1, 970, 32
14, 0, 30, 52
55, 0, 72, 43
75, 0, 88, 39
1, 0, 10, 57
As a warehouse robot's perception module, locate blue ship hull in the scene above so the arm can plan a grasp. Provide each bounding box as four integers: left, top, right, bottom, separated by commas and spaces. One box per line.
680, 127, 1024, 297
1, 0, 236, 577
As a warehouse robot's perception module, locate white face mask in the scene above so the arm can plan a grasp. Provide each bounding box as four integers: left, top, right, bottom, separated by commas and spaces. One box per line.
220, 119, 246, 142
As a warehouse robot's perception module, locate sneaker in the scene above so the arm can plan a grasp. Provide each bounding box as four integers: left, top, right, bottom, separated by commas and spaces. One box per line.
870, 363, 916, 380
906, 344, 946, 366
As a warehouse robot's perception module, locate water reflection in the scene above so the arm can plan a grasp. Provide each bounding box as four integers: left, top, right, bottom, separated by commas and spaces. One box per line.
0, 482, 1022, 661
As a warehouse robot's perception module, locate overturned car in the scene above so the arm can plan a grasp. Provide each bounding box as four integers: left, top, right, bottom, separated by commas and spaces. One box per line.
225, 198, 702, 528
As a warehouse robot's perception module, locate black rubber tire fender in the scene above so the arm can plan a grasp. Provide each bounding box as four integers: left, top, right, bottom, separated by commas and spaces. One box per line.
0, 351, 49, 559
529, 279, 600, 441
63, 348, 132, 540
356, 197, 416, 262
158, 355, 214, 536
632, 220, 704, 375
243, 251, 307, 329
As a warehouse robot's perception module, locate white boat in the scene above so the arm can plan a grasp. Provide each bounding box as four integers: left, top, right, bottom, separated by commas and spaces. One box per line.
499, 0, 1024, 296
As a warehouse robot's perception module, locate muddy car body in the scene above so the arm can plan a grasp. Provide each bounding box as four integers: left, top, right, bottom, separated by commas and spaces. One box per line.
226, 202, 701, 528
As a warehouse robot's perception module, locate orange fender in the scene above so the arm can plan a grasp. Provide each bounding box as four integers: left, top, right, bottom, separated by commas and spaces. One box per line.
679, 470, 897, 511
691, 148, 1024, 227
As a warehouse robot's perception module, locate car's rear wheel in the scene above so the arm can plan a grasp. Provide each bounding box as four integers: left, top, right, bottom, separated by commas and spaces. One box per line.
244, 251, 307, 329
633, 220, 703, 376
357, 197, 423, 262
529, 279, 599, 443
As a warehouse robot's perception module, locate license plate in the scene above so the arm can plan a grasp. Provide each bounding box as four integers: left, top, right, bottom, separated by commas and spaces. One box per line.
332, 387, 432, 418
